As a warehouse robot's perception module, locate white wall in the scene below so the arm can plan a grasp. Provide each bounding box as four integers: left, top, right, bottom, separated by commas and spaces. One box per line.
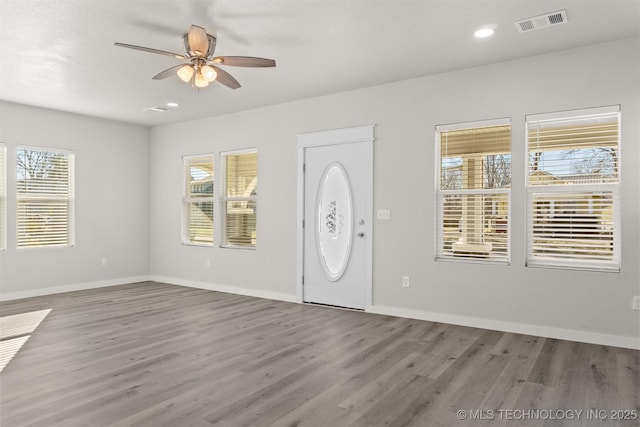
0, 38, 636, 348
149, 37, 640, 347
0, 102, 150, 298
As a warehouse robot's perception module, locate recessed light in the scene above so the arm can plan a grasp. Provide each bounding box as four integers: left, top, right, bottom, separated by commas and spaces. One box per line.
474, 26, 496, 38
166, 102, 179, 108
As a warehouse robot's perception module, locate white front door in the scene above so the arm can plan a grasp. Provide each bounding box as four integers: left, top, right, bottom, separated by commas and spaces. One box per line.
297, 126, 373, 310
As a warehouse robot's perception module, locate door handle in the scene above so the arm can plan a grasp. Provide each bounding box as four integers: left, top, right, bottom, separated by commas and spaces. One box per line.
357, 232, 365, 238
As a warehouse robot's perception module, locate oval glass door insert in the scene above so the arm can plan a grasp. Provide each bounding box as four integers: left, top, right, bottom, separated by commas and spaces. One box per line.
316, 162, 353, 281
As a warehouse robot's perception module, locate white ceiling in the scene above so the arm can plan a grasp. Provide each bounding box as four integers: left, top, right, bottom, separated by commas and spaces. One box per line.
1, 0, 638, 127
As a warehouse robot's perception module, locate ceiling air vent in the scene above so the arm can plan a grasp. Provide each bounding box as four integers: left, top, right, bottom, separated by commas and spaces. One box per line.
515, 10, 568, 33
144, 106, 169, 113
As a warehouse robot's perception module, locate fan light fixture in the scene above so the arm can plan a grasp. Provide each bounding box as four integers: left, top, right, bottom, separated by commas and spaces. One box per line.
201, 65, 217, 82
177, 64, 218, 87
177, 65, 194, 82
114, 24, 276, 90
195, 72, 209, 88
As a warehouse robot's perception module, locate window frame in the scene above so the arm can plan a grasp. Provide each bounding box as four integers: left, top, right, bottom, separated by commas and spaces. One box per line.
220, 148, 258, 249
182, 154, 215, 247
16, 145, 75, 250
0, 143, 6, 252
434, 118, 512, 265
525, 105, 621, 272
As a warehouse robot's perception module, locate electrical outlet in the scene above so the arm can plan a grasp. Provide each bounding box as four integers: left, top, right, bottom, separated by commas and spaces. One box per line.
101, 257, 108, 267
402, 275, 410, 288
377, 209, 391, 220
206, 259, 212, 268
632, 296, 640, 311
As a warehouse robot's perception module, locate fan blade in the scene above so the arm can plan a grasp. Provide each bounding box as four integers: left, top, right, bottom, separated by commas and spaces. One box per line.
114, 42, 186, 60
187, 25, 209, 57
212, 66, 241, 89
153, 64, 188, 80
212, 56, 276, 67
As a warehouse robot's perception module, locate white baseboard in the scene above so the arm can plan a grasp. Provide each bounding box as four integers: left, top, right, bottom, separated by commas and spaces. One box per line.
0, 276, 150, 301
0, 274, 297, 304
2, 276, 635, 350
365, 304, 640, 350
149, 275, 298, 304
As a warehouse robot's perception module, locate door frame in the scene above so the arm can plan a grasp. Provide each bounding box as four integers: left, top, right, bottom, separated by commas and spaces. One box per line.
296, 125, 374, 306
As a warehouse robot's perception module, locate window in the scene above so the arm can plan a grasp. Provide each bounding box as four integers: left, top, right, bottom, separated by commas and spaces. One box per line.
526, 106, 620, 272
0, 143, 6, 251
436, 119, 511, 263
222, 150, 257, 248
16, 147, 74, 248
183, 155, 214, 246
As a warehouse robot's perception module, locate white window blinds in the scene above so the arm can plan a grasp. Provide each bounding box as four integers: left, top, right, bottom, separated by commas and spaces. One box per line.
0, 144, 6, 251
183, 155, 214, 246
526, 106, 620, 272
222, 150, 257, 248
16, 147, 74, 248
436, 120, 511, 263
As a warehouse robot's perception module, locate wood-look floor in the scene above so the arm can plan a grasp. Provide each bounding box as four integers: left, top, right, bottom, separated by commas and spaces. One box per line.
0, 282, 638, 427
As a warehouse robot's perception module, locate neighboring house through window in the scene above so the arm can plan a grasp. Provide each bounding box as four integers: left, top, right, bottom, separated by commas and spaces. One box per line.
16, 147, 74, 248
526, 106, 620, 272
183, 155, 214, 246
222, 150, 257, 248
436, 119, 511, 263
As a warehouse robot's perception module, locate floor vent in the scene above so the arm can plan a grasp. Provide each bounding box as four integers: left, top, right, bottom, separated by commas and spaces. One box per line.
515, 10, 568, 33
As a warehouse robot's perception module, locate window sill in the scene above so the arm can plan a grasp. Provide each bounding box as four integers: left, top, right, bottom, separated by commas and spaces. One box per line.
220, 245, 256, 251
435, 256, 510, 266
526, 259, 620, 273
182, 242, 214, 248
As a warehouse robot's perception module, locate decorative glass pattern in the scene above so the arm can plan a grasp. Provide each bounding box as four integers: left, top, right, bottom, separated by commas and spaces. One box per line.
316, 163, 353, 281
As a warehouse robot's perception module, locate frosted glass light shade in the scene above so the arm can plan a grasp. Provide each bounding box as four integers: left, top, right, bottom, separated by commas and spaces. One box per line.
195, 72, 209, 88
201, 65, 217, 82
177, 65, 194, 82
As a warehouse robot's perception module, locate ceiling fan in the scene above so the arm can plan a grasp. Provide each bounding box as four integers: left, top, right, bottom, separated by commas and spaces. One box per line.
114, 25, 275, 89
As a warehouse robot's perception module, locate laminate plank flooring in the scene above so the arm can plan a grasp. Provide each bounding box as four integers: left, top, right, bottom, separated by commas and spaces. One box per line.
0, 282, 638, 427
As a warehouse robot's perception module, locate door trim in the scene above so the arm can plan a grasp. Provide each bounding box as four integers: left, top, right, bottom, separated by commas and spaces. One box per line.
296, 125, 374, 306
